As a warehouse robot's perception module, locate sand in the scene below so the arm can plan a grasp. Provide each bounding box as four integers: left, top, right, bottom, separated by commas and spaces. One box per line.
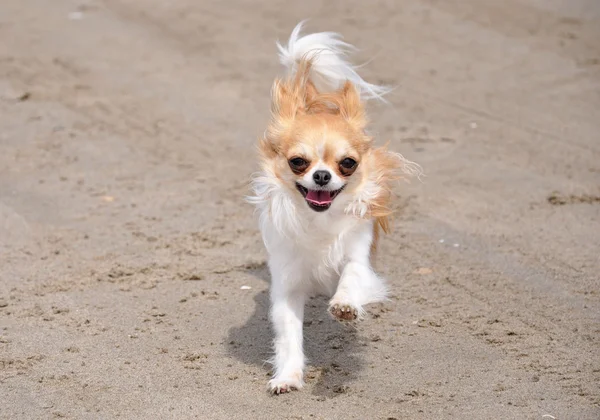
1, 0, 599, 418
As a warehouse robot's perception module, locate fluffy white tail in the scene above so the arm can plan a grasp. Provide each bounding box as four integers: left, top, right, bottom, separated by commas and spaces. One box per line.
277, 21, 390, 101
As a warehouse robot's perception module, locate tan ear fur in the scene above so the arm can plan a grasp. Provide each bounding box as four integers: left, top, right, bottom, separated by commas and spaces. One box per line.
266, 60, 315, 146
339, 81, 368, 131
265, 63, 372, 155
305, 81, 368, 131
305, 80, 319, 104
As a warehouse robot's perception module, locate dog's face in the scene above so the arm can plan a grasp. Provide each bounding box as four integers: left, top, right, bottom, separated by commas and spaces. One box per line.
276, 112, 369, 212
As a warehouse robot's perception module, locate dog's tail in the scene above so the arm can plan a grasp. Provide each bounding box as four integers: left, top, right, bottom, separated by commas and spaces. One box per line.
276, 21, 390, 101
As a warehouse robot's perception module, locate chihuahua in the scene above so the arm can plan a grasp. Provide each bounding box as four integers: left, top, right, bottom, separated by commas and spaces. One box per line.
249, 22, 421, 394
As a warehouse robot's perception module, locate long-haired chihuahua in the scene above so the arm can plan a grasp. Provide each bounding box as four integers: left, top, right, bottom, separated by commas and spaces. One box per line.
249, 22, 422, 394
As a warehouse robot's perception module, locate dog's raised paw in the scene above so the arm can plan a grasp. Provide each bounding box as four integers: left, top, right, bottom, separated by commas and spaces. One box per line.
329, 303, 358, 322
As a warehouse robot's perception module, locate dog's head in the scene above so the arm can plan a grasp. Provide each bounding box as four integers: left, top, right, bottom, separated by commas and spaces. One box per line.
256, 61, 420, 228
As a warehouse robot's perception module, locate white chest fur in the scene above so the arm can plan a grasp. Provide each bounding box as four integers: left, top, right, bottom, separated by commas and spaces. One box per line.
259, 202, 374, 296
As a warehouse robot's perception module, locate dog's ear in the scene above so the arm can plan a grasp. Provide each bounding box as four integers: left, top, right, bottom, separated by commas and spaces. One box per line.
270, 59, 314, 121
266, 61, 315, 149
305, 80, 319, 104
266, 79, 302, 151
339, 81, 367, 132
271, 79, 302, 122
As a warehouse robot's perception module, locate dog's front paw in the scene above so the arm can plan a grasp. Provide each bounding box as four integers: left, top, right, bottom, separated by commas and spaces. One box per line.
268, 374, 303, 395
329, 303, 359, 322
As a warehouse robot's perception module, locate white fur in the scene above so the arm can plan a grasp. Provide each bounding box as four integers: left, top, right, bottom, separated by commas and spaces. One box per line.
277, 21, 390, 101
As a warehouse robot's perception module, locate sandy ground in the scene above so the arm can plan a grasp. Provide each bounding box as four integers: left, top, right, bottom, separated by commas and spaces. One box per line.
1, 0, 599, 418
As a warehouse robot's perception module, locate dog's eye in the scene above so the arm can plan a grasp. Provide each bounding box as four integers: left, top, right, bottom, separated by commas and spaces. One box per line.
340, 158, 356, 169
289, 157, 309, 174
339, 158, 358, 175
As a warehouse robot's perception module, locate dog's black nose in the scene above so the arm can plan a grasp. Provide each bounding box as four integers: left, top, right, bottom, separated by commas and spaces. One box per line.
313, 170, 331, 186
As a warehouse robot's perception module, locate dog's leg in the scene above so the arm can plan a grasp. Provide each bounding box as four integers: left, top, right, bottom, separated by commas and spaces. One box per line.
268, 266, 306, 394
329, 262, 387, 321
329, 223, 387, 321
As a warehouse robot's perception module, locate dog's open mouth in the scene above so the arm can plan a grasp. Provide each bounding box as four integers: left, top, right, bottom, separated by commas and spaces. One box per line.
296, 183, 344, 212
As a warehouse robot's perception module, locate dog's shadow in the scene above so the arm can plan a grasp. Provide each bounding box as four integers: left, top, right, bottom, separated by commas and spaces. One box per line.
227, 264, 366, 397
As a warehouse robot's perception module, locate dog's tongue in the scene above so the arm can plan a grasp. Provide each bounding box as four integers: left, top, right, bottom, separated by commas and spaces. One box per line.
306, 190, 333, 205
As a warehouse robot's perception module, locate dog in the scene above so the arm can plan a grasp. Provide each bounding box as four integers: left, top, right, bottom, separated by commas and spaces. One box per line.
249, 21, 421, 394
